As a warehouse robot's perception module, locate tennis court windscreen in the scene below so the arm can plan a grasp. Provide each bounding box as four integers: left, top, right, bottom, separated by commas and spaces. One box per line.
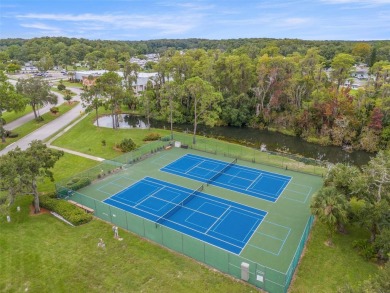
207, 158, 237, 186
156, 184, 204, 224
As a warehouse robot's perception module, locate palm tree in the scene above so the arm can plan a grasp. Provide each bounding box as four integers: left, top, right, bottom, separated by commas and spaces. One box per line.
311, 186, 349, 246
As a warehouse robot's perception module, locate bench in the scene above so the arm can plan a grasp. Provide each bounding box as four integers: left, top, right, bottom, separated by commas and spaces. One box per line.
181, 144, 188, 149
68, 200, 95, 214
165, 145, 172, 150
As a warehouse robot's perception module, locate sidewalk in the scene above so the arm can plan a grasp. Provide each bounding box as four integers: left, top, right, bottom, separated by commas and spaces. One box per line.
46, 113, 105, 162
48, 145, 105, 162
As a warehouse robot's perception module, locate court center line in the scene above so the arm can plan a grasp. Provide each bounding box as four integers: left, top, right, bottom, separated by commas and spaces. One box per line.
246, 173, 263, 191
205, 206, 231, 234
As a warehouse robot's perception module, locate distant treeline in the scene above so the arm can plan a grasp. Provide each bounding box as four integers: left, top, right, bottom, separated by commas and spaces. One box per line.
0, 37, 389, 66
1, 37, 390, 153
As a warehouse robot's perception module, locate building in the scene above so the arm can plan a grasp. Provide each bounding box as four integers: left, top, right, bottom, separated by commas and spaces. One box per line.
74, 70, 158, 95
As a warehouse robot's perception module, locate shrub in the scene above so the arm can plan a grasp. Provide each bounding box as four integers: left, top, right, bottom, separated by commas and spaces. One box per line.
352, 239, 377, 260
65, 177, 91, 190
143, 132, 161, 141
57, 83, 66, 91
50, 106, 59, 114
40, 195, 92, 226
116, 138, 136, 152
5, 130, 19, 138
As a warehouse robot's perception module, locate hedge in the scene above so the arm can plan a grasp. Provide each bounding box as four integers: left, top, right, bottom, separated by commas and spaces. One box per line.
40, 194, 93, 226
65, 177, 91, 190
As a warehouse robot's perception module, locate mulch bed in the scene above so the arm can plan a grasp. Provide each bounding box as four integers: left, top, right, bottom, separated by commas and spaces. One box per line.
29, 204, 50, 216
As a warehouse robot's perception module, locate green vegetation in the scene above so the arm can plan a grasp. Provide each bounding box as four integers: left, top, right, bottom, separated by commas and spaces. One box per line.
291, 222, 379, 292
2, 105, 33, 124
2, 37, 390, 152
58, 81, 84, 89
0, 102, 78, 150
40, 193, 93, 225
51, 112, 171, 158
38, 153, 99, 193
0, 196, 255, 293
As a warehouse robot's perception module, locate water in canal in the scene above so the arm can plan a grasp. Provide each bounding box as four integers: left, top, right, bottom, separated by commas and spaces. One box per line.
95, 114, 373, 166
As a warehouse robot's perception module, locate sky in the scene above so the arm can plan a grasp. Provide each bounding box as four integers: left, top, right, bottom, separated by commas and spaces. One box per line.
0, 0, 389, 41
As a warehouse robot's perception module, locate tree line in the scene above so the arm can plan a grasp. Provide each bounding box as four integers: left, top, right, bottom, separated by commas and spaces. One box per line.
1, 37, 390, 152
77, 46, 389, 152
311, 150, 390, 271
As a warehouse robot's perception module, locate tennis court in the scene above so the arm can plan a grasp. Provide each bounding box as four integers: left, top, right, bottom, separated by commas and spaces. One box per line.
58, 143, 324, 293
161, 154, 291, 202
103, 176, 266, 254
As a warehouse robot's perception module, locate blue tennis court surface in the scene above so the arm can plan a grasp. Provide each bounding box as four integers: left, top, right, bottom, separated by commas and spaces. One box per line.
161, 154, 291, 202
103, 177, 266, 254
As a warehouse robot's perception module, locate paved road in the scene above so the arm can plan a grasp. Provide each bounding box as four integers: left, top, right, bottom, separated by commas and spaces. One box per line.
0, 86, 85, 155
2, 77, 105, 161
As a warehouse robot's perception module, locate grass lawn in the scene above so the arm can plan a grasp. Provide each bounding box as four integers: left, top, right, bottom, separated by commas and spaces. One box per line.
58, 80, 84, 89
0, 195, 256, 293
0, 102, 79, 150
290, 222, 379, 293
38, 153, 100, 193
51, 111, 172, 159
2, 106, 33, 124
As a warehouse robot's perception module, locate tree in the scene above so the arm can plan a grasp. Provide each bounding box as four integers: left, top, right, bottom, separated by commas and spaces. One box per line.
357, 150, 390, 242
80, 84, 103, 127
363, 150, 390, 203
63, 89, 73, 104
6, 63, 21, 73
352, 43, 372, 64
16, 77, 57, 120
104, 58, 119, 72
331, 53, 355, 91
0, 148, 26, 209
139, 80, 156, 129
160, 81, 184, 139
122, 61, 140, 110
37, 53, 54, 72
0, 140, 63, 213
96, 72, 125, 129
310, 186, 349, 245
325, 163, 361, 199
184, 77, 222, 144
0, 71, 27, 142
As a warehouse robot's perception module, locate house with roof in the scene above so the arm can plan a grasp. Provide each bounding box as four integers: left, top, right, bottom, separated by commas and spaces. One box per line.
74, 70, 158, 95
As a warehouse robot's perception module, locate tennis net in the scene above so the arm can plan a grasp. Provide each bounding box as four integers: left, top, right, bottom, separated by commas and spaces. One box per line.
207, 158, 237, 186
156, 184, 204, 224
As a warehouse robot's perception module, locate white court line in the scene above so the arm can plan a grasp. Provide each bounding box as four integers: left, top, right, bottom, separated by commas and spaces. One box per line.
246, 173, 263, 190
205, 206, 231, 234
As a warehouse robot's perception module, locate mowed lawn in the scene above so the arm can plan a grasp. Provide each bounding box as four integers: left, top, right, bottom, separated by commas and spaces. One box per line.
0, 196, 256, 293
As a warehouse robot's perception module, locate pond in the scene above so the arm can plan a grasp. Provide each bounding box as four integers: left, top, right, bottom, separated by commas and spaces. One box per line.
95, 114, 373, 166
94, 114, 149, 129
